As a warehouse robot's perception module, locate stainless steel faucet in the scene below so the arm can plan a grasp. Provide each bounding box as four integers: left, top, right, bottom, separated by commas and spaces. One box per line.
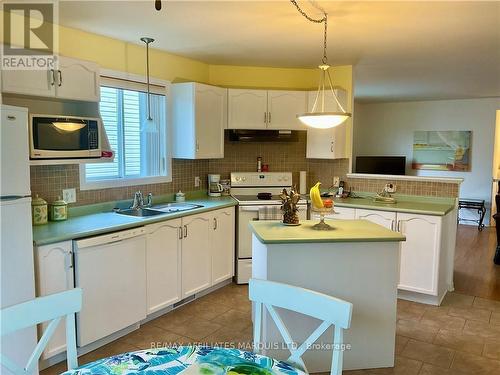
130, 191, 152, 210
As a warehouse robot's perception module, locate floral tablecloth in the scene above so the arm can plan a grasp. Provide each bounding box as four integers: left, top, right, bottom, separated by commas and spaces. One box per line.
62, 345, 306, 375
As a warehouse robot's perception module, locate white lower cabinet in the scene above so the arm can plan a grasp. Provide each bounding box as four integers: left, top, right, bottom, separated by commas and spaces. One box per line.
311, 204, 454, 304
211, 208, 235, 284
35, 241, 74, 360
355, 209, 396, 230
181, 213, 212, 298
146, 219, 182, 314
397, 213, 441, 295
35, 206, 236, 359
145, 208, 235, 302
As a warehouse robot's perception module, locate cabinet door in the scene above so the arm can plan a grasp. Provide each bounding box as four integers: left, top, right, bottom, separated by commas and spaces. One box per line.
195, 84, 226, 158
397, 213, 441, 295
306, 89, 348, 159
267, 90, 306, 130
146, 219, 182, 314
355, 209, 397, 230
56, 56, 100, 102
227, 89, 268, 129
181, 213, 211, 298
211, 208, 235, 285
35, 241, 74, 360
1, 69, 55, 97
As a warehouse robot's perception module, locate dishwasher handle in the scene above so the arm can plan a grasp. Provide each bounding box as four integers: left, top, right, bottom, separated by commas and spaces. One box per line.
75, 227, 146, 249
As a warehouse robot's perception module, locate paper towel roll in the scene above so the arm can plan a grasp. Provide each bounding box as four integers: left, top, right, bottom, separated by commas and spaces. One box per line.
299, 171, 307, 194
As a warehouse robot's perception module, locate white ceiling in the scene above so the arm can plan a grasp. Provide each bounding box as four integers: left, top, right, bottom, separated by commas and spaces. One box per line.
59, 1, 500, 102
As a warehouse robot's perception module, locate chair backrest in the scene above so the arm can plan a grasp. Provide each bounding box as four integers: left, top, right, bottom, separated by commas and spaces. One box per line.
249, 279, 352, 375
1, 288, 82, 375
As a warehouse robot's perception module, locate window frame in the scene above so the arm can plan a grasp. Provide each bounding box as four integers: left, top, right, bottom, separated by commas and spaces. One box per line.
79, 69, 172, 191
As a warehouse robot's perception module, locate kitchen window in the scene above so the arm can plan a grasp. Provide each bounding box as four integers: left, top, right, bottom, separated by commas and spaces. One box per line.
80, 74, 171, 190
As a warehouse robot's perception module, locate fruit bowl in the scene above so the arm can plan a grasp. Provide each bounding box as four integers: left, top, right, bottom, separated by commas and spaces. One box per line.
311, 206, 335, 230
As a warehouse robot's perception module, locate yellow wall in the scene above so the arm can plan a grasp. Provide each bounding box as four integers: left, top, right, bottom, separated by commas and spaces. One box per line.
59, 25, 211, 84
0, 12, 352, 93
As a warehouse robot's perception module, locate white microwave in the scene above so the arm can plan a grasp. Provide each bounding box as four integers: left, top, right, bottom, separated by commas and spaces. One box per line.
29, 114, 102, 159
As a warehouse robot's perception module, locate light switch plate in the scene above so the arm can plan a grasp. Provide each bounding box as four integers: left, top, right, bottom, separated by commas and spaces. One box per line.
194, 176, 200, 187
63, 188, 76, 203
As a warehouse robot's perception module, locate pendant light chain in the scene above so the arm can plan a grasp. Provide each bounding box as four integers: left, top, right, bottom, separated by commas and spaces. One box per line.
290, 0, 328, 64
291, 0, 352, 129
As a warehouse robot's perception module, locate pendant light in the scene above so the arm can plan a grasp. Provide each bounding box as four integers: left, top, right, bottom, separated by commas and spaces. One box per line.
140, 37, 154, 121
291, 0, 351, 129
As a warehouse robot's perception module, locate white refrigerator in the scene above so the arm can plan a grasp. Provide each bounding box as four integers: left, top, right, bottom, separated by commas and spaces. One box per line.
1, 105, 37, 373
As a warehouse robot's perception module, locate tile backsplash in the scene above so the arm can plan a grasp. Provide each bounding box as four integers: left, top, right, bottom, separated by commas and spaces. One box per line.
346, 177, 460, 198
30, 132, 350, 206
30, 159, 209, 206
30, 131, 460, 206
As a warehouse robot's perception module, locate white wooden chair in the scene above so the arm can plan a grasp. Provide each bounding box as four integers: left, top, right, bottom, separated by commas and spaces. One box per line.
0, 288, 82, 375
249, 279, 352, 375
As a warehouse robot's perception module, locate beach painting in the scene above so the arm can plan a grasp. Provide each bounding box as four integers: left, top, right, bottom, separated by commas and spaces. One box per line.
412, 130, 472, 171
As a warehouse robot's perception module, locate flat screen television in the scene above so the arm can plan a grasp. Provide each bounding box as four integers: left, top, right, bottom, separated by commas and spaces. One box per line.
355, 156, 406, 175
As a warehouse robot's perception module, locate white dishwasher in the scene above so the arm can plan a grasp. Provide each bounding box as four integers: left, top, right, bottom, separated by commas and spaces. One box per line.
74, 227, 147, 347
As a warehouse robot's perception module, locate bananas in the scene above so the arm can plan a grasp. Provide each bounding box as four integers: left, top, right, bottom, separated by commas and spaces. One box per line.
309, 182, 324, 209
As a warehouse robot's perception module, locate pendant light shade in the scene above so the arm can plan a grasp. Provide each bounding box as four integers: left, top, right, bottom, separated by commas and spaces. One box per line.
297, 112, 350, 129
291, 0, 352, 129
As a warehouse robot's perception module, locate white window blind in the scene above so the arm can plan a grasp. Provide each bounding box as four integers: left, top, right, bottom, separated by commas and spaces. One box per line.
82, 80, 168, 188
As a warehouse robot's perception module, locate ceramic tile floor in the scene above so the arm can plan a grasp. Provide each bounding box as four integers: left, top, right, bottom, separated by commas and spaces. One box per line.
41, 284, 500, 375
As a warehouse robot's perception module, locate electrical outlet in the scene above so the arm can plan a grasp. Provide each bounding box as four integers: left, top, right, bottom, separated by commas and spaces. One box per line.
384, 183, 396, 193
194, 176, 200, 187
333, 176, 340, 188
62, 188, 76, 203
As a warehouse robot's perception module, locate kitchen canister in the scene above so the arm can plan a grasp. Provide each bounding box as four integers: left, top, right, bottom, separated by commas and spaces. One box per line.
32, 194, 48, 225
175, 190, 186, 202
49, 196, 68, 221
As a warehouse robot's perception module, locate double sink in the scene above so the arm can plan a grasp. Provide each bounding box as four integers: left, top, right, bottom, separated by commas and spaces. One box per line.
116, 202, 204, 218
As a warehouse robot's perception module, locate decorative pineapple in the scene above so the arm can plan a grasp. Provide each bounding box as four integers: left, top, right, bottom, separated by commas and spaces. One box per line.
280, 187, 301, 224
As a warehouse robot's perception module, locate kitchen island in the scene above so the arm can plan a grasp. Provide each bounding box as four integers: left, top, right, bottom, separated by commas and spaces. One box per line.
250, 219, 406, 372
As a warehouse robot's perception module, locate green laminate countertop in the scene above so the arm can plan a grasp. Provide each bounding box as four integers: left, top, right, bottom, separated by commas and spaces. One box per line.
249, 220, 406, 244
318, 194, 456, 216
33, 196, 237, 246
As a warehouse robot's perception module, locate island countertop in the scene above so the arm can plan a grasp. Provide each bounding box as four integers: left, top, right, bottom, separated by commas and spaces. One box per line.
249, 219, 406, 244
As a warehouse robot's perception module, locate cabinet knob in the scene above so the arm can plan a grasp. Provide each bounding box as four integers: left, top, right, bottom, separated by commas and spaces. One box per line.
58, 69, 62, 86
264, 112, 267, 123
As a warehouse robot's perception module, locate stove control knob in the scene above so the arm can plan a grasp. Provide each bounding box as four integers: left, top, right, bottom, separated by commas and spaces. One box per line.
235, 177, 241, 181
242, 177, 247, 181
283, 176, 289, 181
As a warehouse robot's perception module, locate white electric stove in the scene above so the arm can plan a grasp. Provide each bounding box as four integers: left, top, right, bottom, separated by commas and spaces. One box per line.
230, 172, 308, 284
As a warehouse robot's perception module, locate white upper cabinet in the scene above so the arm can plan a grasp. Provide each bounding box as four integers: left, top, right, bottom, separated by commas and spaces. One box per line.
227, 89, 268, 129
172, 82, 226, 159
55, 56, 100, 102
227, 89, 306, 130
306, 89, 348, 159
267, 90, 307, 130
1, 69, 56, 98
1, 56, 100, 102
